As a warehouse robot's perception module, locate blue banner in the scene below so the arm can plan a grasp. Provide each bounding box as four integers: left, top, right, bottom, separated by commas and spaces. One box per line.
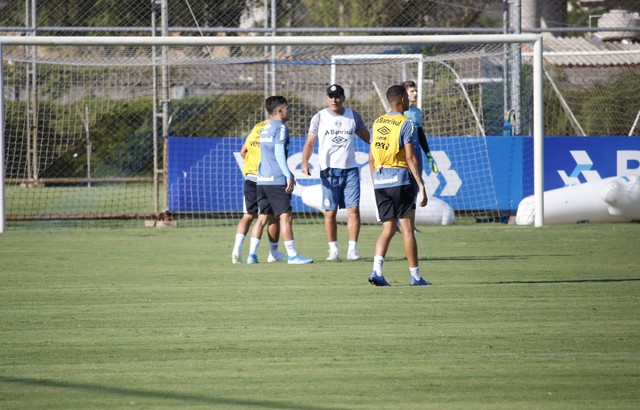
543, 136, 640, 190
167, 136, 640, 213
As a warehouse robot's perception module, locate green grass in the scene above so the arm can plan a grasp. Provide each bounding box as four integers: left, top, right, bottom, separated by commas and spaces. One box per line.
0, 223, 639, 409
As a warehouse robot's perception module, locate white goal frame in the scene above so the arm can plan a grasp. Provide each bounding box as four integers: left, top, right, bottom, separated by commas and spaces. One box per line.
331, 53, 487, 137
0, 34, 545, 232
330, 54, 424, 111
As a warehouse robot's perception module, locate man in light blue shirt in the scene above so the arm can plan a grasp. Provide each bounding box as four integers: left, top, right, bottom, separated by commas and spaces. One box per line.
246, 96, 313, 265
402, 80, 438, 174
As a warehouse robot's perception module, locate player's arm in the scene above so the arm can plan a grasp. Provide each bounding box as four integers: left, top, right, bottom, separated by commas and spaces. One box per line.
275, 127, 295, 194
417, 126, 438, 174
405, 142, 428, 207
301, 113, 320, 175
239, 140, 248, 159
353, 111, 371, 144
300, 134, 317, 176
356, 129, 370, 144
368, 147, 375, 177
417, 126, 430, 155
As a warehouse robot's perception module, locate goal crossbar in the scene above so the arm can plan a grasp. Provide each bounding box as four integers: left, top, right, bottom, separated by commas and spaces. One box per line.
0, 34, 545, 232
0, 34, 541, 47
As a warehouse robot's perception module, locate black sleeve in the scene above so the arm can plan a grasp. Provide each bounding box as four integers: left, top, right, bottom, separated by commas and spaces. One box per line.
417, 126, 430, 155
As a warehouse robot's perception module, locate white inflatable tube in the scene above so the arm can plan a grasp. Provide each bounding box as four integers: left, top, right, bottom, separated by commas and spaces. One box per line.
516, 176, 640, 225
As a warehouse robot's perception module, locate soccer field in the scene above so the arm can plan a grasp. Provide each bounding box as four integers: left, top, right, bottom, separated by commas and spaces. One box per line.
0, 223, 639, 409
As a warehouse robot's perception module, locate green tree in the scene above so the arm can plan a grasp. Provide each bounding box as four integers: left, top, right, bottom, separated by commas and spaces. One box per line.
297, 0, 496, 29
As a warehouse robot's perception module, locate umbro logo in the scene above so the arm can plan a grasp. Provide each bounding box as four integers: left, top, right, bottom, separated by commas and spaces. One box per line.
331, 136, 346, 145
378, 126, 391, 135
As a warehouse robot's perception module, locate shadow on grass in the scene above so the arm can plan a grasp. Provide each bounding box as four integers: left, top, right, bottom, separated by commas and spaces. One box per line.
485, 278, 640, 285
0, 375, 334, 410
344, 255, 571, 263
424, 254, 572, 262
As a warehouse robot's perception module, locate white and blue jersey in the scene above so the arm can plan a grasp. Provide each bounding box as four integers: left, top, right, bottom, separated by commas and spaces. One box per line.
308, 108, 367, 170
257, 119, 292, 186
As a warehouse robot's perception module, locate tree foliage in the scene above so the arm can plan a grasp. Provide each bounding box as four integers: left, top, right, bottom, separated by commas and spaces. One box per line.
1, 0, 497, 31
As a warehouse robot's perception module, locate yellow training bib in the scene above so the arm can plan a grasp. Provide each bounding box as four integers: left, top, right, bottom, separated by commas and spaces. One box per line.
243, 120, 269, 176
371, 114, 409, 170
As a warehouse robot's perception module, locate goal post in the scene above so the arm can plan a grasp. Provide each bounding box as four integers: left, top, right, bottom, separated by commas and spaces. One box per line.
0, 34, 544, 232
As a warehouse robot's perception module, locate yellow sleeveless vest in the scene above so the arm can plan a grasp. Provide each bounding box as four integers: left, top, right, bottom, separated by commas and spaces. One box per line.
371, 114, 409, 170
243, 120, 269, 176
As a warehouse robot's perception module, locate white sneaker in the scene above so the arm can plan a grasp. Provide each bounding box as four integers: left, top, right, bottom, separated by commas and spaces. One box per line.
267, 250, 287, 263
326, 251, 339, 261
347, 249, 361, 261
232, 253, 241, 264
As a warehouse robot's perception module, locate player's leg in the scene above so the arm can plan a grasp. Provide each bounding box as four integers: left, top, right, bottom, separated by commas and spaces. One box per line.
232, 179, 258, 263
398, 194, 431, 286
374, 218, 396, 259
247, 213, 268, 264
247, 184, 270, 264
266, 185, 313, 264
321, 170, 340, 260
398, 212, 417, 266
324, 210, 339, 260
369, 187, 395, 286
232, 213, 255, 263
266, 215, 286, 262
344, 167, 362, 260
369, 219, 394, 286
279, 210, 313, 264
345, 207, 361, 259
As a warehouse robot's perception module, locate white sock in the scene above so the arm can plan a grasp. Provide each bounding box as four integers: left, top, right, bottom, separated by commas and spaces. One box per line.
269, 241, 279, 255
284, 240, 297, 257
249, 237, 260, 256
373, 255, 384, 276
328, 241, 338, 254
348, 240, 357, 253
233, 233, 245, 255
410, 266, 421, 280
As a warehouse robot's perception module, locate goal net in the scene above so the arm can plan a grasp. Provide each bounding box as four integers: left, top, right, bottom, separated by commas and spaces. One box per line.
1, 35, 542, 230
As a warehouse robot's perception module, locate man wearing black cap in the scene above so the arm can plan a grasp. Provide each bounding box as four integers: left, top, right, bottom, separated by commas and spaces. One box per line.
301, 84, 370, 261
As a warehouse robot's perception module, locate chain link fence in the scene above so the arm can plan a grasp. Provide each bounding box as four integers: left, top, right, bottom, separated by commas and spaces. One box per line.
2, 1, 640, 229
2, 1, 640, 34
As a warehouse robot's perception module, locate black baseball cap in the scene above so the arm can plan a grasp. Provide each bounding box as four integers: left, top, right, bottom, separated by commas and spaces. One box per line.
326, 84, 345, 97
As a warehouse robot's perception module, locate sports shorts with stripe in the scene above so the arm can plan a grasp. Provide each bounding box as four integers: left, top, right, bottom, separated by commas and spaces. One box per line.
374, 184, 416, 221
320, 167, 360, 211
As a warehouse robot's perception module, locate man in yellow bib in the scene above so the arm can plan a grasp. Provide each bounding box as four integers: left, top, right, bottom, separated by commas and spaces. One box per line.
368, 85, 431, 286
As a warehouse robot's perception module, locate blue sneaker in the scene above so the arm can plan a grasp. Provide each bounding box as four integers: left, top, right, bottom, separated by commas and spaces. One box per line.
287, 255, 314, 264
410, 277, 432, 286
247, 254, 259, 264
368, 271, 391, 286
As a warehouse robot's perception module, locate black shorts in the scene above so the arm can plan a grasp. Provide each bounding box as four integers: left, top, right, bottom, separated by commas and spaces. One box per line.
243, 179, 258, 214
257, 184, 292, 216
374, 185, 416, 221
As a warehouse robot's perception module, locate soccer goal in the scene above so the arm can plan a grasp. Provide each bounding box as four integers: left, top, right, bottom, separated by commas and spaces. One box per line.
0, 34, 544, 232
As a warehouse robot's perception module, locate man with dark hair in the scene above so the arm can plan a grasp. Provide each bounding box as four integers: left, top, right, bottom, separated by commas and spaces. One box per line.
247, 96, 313, 265
301, 84, 370, 261
368, 85, 431, 286
231, 118, 285, 264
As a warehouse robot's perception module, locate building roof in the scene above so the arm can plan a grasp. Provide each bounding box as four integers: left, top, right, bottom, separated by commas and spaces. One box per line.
542, 35, 640, 67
